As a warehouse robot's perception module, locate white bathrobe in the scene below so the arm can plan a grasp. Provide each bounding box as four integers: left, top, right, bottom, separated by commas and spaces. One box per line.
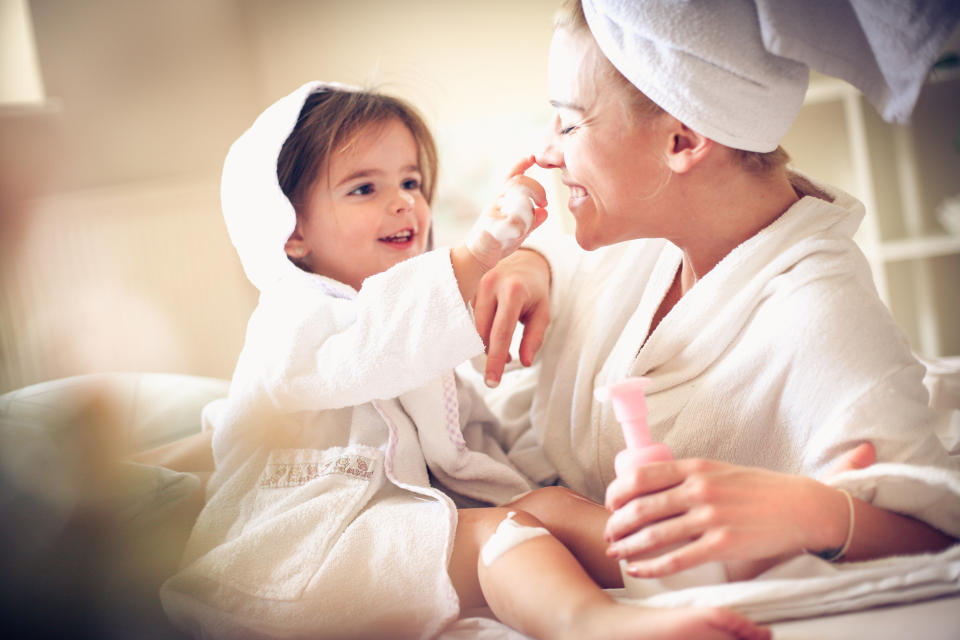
509, 172, 960, 538
160, 82, 533, 640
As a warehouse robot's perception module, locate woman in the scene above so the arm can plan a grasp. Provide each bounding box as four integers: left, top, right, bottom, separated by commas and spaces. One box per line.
474, 0, 959, 582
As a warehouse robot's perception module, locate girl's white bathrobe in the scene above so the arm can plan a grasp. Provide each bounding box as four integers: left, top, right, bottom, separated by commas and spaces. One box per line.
509, 173, 960, 537
160, 82, 533, 640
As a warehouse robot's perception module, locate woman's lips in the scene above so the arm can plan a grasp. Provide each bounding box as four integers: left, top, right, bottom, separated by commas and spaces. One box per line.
567, 184, 589, 209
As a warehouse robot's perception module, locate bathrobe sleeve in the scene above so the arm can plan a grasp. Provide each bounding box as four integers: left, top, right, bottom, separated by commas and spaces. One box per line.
757, 259, 960, 537
237, 249, 485, 413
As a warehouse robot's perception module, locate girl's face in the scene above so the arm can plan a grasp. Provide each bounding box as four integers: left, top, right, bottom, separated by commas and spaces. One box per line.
290, 118, 431, 290
538, 28, 672, 250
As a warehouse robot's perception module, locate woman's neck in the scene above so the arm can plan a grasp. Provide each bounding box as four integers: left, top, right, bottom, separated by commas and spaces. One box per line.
674, 164, 798, 293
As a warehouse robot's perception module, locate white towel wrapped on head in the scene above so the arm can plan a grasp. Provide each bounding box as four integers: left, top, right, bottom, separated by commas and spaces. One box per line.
581, 0, 960, 152
582, 0, 810, 152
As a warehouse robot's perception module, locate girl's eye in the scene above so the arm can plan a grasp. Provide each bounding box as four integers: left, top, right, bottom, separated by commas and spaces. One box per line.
559, 124, 578, 135
402, 178, 421, 191
348, 183, 374, 196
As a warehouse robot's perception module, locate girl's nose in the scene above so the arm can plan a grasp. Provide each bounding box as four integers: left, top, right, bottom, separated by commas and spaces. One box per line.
392, 189, 415, 214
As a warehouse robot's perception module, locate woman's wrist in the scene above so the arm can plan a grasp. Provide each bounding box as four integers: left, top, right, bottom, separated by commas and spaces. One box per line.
801, 481, 855, 561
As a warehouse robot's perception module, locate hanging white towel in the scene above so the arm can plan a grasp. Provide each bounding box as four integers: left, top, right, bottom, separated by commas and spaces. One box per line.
755, 0, 960, 124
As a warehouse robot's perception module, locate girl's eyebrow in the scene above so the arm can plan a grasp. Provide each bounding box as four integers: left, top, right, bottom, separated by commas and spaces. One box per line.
334, 165, 421, 189
335, 169, 382, 188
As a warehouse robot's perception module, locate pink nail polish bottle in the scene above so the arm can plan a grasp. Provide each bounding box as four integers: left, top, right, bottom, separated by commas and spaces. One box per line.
597, 377, 727, 598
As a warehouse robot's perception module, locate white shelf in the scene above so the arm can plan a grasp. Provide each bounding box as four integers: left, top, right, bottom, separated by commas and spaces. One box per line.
788, 65, 960, 357
879, 234, 960, 262
804, 75, 857, 105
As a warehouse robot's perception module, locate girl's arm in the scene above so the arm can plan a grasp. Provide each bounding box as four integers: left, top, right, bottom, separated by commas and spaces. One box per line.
251, 158, 548, 412
451, 155, 548, 304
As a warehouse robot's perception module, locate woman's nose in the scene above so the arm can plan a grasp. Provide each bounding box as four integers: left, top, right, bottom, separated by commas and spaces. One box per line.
536, 130, 563, 169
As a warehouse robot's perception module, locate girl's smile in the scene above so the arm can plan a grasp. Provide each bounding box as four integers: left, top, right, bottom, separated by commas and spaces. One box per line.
286, 117, 431, 290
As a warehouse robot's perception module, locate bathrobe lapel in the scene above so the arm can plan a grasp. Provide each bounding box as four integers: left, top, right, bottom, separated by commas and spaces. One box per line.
628, 191, 865, 428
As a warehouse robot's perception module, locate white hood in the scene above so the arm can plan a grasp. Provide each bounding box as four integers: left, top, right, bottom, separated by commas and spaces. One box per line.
220, 81, 354, 293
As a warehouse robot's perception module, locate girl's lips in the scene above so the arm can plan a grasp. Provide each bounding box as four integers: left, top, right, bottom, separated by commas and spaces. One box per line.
378, 228, 417, 249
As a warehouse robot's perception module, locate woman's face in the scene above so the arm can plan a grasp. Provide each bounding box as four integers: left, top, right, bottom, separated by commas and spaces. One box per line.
291, 118, 431, 290
539, 28, 671, 250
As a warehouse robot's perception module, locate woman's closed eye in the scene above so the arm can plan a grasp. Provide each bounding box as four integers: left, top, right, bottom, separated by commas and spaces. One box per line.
559, 124, 578, 135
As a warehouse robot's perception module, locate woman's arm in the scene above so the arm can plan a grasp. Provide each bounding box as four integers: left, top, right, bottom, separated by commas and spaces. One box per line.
603, 456, 957, 580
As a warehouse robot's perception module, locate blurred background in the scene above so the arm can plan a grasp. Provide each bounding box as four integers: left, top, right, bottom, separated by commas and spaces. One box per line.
1, 0, 958, 394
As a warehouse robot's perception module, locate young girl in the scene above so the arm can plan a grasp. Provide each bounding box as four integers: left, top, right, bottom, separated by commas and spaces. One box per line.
159, 82, 768, 640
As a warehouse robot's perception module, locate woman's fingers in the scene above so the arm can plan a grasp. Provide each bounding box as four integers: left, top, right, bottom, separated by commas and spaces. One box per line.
473, 250, 552, 385
620, 532, 725, 578
820, 441, 876, 480
483, 289, 524, 387
604, 459, 702, 511
517, 295, 549, 367
604, 482, 687, 543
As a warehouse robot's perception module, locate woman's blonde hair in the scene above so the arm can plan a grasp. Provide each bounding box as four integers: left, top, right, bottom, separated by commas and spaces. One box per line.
277, 88, 439, 210
554, 0, 790, 174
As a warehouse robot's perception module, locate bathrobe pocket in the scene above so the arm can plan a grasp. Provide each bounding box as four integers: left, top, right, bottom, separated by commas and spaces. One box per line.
190, 445, 384, 601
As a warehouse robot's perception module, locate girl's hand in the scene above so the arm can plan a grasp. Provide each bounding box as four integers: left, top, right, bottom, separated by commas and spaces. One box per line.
465, 156, 548, 271
603, 459, 852, 578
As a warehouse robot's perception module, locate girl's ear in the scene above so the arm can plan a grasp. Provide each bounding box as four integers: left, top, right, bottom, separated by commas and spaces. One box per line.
284, 220, 310, 260
664, 122, 714, 174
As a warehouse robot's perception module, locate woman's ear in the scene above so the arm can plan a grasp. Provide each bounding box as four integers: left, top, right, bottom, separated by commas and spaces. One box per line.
664, 123, 714, 174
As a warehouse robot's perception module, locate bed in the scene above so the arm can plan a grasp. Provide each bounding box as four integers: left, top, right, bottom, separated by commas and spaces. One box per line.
1, 365, 958, 639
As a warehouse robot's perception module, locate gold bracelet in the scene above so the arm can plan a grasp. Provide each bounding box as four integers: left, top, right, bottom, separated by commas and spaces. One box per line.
806, 488, 855, 562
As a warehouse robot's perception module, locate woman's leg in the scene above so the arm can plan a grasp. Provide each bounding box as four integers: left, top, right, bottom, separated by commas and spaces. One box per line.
449, 504, 770, 640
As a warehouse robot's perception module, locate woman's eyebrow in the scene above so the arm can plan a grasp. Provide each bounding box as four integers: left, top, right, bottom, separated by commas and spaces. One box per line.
550, 99, 584, 112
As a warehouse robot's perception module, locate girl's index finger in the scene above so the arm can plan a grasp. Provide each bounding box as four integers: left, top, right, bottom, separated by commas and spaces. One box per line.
505, 154, 537, 178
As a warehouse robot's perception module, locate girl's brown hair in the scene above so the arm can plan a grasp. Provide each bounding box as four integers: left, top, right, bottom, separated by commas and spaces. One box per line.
555, 0, 789, 174
277, 88, 439, 211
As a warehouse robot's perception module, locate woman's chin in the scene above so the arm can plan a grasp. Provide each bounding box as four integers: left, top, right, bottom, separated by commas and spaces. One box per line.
574, 226, 602, 251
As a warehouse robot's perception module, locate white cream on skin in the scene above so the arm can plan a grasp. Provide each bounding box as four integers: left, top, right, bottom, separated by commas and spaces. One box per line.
480, 511, 551, 566
466, 183, 538, 270
487, 185, 536, 245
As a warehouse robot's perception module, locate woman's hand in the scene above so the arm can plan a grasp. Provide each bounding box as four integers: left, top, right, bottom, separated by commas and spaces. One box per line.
603, 458, 852, 578
473, 248, 552, 387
